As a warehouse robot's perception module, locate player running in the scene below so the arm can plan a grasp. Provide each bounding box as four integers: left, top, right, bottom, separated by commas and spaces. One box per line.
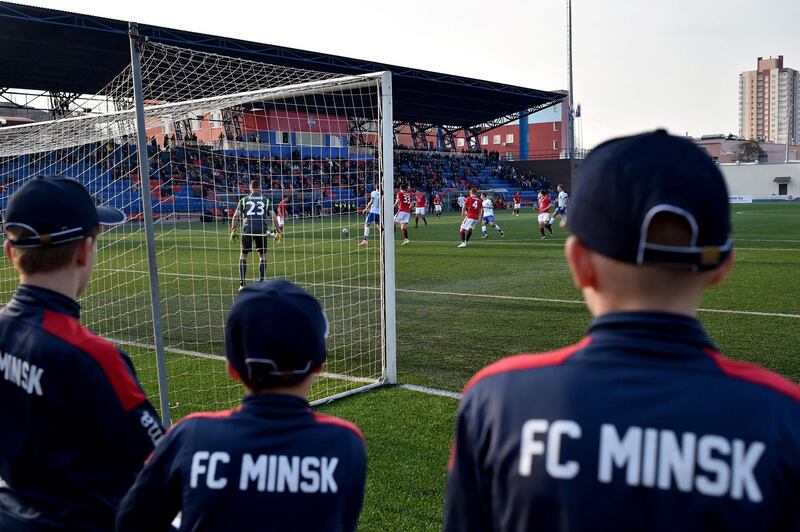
275, 196, 288, 243
537, 189, 554, 239
513, 190, 522, 216
393, 184, 413, 245
414, 191, 428, 227
359, 187, 381, 246
231, 179, 277, 290
433, 194, 443, 219
553, 183, 569, 225
458, 188, 482, 248
480, 192, 504, 239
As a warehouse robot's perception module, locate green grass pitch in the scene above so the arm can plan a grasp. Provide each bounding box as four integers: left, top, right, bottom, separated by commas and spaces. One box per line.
2, 202, 796, 530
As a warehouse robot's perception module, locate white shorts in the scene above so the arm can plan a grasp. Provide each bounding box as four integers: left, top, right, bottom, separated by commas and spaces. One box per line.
415, 207, 426, 215
460, 218, 478, 231
434, 205, 442, 212
538, 213, 551, 224
277, 216, 285, 227
394, 211, 411, 224
514, 203, 521, 210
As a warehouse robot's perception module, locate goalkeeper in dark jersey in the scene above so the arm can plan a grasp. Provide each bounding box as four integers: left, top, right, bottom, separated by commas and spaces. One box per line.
230, 179, 277, 291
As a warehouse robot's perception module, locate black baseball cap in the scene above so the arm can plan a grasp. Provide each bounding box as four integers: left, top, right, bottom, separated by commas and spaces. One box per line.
568, 130, 732, 270
4, 176, 126, 248
225, 280, 328, 385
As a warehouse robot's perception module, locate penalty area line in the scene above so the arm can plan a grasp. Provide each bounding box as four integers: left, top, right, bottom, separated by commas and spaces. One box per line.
397, 288, 800, 319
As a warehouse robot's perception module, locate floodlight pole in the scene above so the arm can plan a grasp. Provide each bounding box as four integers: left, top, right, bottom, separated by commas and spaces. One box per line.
786, 93, 791, 163
129, 22, 171, 426
380, 71, 397, 385
567, 0, 576, 159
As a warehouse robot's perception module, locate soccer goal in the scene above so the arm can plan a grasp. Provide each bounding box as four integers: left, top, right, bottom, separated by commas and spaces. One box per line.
0, 38, 395, 424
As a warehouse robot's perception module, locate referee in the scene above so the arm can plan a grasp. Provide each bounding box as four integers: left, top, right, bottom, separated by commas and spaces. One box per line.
117, 280, 367, 531
0, 176, 164, 531
444, 131, 800, 531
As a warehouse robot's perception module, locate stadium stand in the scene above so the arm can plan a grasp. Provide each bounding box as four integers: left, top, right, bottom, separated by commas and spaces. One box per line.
0, 143, 551, 218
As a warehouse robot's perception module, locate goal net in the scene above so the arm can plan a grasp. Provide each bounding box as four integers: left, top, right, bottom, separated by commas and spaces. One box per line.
0, 42, 394, 423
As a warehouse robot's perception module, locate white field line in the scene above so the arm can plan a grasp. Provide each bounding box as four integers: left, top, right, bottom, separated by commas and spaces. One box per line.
107, 239, 800, 251
109, 338, 378, 385
399, 384, 462, 399
95, 271, 800, 320
112, 337, 460, 399
401, 240, 800, 249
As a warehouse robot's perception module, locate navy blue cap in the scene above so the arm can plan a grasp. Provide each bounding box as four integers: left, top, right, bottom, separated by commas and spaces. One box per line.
568, 130, 732, 270
225, 280, 328, 385
4, 176, 126, 248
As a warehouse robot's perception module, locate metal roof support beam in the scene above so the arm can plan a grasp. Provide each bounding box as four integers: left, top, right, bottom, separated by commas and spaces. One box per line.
221, 106, 244, 141
48, 91, 82, 119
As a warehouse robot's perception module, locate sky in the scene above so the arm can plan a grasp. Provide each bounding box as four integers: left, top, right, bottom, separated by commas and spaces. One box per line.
12, 0, 800, 148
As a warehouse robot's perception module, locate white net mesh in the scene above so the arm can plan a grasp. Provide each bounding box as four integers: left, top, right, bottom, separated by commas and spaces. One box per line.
0, 43, 389, 420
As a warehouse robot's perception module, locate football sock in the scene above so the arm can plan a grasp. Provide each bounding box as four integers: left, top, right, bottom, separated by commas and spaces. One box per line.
415, 216, 419, 227
364, 226, 370, 239
540, 227, 545, 237
460, 229, 465, 242
495, 225, 502, 232
239, 258, 247, 284
482, 226, 488, 235
423, 217, 427, 226
259, 259, 266, 281
466, 229, 473, 242
402, 227, 408, 240
547, 225, 553, 235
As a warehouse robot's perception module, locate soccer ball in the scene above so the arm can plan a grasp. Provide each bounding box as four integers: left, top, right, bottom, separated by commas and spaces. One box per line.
341, 228, 349, 236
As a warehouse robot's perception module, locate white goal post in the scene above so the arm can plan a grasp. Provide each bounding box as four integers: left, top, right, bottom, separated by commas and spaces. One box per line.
0, 39, 396, 424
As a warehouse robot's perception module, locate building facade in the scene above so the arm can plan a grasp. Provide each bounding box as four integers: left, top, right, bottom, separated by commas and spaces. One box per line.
694, 134, 798, 164
739, 56, 799, 144
394, 91, 570, 160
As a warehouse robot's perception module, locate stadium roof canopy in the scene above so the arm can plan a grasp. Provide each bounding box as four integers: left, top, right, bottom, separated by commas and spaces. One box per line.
0, 2, 563, 129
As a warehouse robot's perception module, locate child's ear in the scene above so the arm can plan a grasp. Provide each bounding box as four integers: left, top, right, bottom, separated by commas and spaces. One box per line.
226, 360, 243, 382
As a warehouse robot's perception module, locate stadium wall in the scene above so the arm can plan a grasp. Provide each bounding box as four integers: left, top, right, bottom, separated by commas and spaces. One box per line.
720, 162, 800, 198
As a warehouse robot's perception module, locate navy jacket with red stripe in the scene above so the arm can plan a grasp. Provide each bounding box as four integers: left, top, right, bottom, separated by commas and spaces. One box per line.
116, 393, 367, 532
0, 285, 164, 531
445, 312, 800, 532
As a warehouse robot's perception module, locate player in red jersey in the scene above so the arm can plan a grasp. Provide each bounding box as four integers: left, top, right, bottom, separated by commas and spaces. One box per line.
393, 184, 413, 245
414, 191, 428, 227
458, 188, 482, 248
433, 194, 443, 220
513, 190, 522, 216
275, 197, 288, 243
537, 190, 554, 239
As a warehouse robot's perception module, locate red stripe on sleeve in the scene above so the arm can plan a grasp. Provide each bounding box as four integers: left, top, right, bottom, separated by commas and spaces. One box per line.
463, 337, 592, 396
704, 348, 800, 402
313, 412, 365, 442
42, 309, 146, 411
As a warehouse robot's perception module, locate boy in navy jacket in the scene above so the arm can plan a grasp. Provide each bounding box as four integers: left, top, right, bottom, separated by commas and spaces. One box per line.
117, 280, 367, 531
0, 177, 164, 531
445, 132, 800, 531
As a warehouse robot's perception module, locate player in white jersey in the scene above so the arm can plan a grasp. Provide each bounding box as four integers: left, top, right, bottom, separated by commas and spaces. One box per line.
553, 184, 569, 226
479, 192, 504, 239
359, 188, 381, 247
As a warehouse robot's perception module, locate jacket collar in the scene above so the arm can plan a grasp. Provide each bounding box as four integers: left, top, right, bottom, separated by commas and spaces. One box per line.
587, 311, 716, 352
10, 284, 81, 319
240, 393, 312, 418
